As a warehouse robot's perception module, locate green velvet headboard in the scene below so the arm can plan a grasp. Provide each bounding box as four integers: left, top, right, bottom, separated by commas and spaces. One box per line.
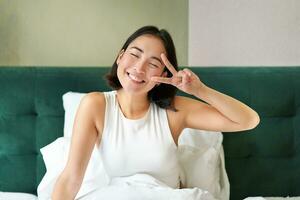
0, 66, 299, 200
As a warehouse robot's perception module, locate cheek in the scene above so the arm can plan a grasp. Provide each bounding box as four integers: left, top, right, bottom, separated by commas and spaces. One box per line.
121, 56, 136, 66
147, 69, 164, 78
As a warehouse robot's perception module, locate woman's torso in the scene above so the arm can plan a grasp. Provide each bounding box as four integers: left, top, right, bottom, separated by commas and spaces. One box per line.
95, 91, 182, 188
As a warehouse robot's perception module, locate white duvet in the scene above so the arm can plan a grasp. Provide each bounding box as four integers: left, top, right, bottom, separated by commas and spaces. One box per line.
1, 191, 299, 200
77, 173, 216, 200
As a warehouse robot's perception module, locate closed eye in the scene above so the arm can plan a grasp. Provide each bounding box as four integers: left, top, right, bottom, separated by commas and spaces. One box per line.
130, 53, 139, 58
150, 63, 159, 68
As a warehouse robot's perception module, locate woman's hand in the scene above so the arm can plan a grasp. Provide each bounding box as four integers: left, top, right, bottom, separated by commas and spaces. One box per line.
151, 53, 207, 96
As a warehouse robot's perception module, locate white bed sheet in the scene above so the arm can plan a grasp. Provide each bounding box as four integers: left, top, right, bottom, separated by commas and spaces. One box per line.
1, 192, 299, 200
76, 173, 216, 200
0, 192, 38, 200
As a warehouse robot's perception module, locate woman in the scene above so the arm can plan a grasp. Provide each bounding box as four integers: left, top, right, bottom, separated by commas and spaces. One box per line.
52, 26, 260, 199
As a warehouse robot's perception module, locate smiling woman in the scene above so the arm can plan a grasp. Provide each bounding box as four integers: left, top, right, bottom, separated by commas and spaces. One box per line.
106, 26, 179, 111
116, 35, 167, 94
51, 25, 260, 200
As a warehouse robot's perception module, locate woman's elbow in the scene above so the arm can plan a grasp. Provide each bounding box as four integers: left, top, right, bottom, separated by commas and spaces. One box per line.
244, 111, 260, 130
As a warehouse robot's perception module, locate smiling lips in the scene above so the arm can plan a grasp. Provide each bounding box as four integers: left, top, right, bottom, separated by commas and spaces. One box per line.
127, 72, 145, 84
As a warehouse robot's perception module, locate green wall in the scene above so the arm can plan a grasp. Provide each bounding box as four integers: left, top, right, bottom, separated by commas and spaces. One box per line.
0, 0, 188, 67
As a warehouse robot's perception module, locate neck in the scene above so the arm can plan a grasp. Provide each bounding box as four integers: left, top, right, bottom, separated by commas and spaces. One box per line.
116, 89, 150, 119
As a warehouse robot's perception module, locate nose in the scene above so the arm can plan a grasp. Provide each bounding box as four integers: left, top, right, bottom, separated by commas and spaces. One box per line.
134, 59, 147, 74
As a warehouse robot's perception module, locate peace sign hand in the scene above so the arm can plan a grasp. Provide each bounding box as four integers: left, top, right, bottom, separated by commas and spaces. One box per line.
151, 54, 206, 96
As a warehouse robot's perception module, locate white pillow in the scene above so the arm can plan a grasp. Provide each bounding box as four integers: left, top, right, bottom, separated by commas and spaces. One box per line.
178, 128, 229, 200
63, 92, 86, 138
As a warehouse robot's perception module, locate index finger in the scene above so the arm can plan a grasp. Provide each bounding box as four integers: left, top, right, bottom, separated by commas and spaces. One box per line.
161, 53, 177, 75
151, 76, 172, 85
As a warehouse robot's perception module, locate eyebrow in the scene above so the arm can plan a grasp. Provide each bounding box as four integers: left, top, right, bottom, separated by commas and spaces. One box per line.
130, 46, 163, 65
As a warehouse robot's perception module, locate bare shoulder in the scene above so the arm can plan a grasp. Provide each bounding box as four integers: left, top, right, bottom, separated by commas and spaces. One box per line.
167, 95, 210, 134
166, 96, 204, 145
167, 95, 208, 123
79, 92, 106, 137
80, 92, 105, 112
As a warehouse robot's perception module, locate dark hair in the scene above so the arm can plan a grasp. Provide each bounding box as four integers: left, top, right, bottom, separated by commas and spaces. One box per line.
106, 25, 178, 111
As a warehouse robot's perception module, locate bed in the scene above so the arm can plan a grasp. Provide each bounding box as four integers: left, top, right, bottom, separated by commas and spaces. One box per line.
0, 66, 299, 200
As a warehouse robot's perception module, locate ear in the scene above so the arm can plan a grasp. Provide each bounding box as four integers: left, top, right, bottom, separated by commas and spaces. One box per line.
116, 49, 125, 65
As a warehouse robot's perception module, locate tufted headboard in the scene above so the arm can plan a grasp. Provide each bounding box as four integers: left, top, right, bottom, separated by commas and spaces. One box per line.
0, 66, 299, 200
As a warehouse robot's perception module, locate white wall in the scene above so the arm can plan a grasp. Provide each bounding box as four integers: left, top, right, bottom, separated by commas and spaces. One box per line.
189, 0, 300, 66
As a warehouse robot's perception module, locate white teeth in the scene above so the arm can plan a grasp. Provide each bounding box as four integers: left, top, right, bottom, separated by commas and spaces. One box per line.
128, 73, 143, 83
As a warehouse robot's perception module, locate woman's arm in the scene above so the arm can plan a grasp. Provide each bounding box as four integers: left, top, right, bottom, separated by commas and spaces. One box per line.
174, 86, 260, 132
52, 93, 104, 200
194, 85, 259, 130
152, 53, 260, 132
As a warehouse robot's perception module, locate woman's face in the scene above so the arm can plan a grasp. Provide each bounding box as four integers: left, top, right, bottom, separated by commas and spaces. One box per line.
116, 34, 167, 95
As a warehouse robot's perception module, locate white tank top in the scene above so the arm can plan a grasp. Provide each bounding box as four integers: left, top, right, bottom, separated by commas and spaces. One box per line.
99, 91, 180, 188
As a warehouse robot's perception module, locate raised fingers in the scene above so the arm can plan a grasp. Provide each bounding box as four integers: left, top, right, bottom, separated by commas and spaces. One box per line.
177, 70, 188, 85
183, 68, 193, 76
151, 76, 172, 84
161, 53, 177, 75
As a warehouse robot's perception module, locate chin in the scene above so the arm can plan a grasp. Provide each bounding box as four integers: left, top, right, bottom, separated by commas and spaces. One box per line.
121, 83, 155, 96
